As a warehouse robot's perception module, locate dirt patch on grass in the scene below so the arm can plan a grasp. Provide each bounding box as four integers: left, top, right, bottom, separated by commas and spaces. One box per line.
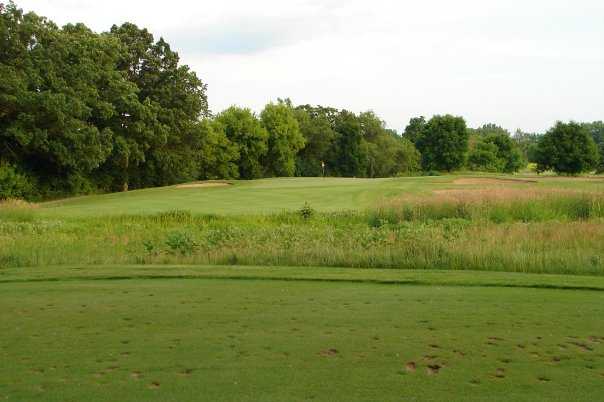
426, 364, 441, 375
318, 348, 339, 357
538, 376, 551, 382
452, 177, 537, 185
405, 362, 416, 372
175, 181, 231, 189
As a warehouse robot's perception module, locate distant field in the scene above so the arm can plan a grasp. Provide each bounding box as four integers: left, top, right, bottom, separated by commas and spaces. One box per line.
34, 174, 604, 218
1, 266, 604, 402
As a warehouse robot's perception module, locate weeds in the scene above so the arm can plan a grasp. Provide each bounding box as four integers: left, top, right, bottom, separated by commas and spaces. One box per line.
165, 231, 197, 255
299, 202, 315, 220
1, 191, 603, 275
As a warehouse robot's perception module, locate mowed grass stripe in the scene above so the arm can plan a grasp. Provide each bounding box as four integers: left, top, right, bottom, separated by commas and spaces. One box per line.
3, 265, 604, 291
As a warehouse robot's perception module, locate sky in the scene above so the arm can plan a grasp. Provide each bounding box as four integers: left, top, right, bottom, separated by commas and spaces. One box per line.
15, 0, 604, 133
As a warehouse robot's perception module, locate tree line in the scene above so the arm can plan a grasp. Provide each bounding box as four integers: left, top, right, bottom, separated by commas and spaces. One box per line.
1, 2, 602, 200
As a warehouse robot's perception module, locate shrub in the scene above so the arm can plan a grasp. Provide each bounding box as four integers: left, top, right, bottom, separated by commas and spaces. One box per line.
299, 202, 315, 220
165, 231, 197, 255
0, 164, 33, 200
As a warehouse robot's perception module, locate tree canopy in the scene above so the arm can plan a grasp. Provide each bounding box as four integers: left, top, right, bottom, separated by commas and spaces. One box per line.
415, 115, 468, 172
535, 122, 600, 175
260, 99, 305, 177
467, 125, 524, 173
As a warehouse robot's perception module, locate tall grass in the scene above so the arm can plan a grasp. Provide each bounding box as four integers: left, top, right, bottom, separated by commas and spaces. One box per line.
1, 192, 603, 275
0, 199, 38, 222
370, 189, 604, 224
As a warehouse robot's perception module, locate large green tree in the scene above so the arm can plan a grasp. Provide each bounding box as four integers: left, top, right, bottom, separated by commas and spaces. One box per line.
471, 124, 524, 173
416, 115, 468, 172
1, 4, 118, 195
535, 122, 599, 175
582, 121, 604, 173
260, 99, 305, 177
402, 116, 426, 145
333, 110, 368, 177
195, 119, 239, 180
360, 112, 420, 177
108, 22, 209, 189
215, 106, 268, 179
467, 140, 502, 172
0, 3, 213, 196
294, 105, 338, 176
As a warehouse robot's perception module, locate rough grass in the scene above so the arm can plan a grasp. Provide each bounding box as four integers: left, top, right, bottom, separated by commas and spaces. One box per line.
372, 189, 604, 223
1, 198, 603, 275
2, 175, 603, 275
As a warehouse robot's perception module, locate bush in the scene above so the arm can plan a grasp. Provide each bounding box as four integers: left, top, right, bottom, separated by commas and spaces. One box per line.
0, 164, 33, 200
165, 231, 197, 255
299, 202, 315, 220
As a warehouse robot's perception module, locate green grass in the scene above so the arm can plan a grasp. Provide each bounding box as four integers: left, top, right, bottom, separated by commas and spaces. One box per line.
2, 176, 604, 400
34, 175, 604, 218
1, 265, 604, 402
2, 175, 604, 275
38, 177, 399, 217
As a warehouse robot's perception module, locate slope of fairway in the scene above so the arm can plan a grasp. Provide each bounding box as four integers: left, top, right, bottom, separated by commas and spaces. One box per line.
34, 175, 604, 218
1, 266, 603, 402
37, 177, 399, 217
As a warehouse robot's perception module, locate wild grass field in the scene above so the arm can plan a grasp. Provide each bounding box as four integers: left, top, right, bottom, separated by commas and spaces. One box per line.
2, 174, 604, 401
1, 175, 604, 274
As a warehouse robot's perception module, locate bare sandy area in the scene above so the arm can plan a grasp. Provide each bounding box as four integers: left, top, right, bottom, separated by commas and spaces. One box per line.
175, 182, 231, 189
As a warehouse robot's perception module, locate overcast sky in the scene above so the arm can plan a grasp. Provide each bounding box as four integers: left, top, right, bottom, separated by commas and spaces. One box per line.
16, 0, 604, 133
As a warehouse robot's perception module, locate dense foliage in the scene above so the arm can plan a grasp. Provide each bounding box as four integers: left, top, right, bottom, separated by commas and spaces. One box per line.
535, 122, 600, 175
582, 121, 604, 173
1, 2, 602, 200
406, 115, 469, 172
467, 125, 524, 173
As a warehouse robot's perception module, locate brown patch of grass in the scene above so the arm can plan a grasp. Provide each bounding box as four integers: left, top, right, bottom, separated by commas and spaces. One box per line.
430, 188, 584, 203
405, 362, 416, 372
318, 348, 339, 357
0, 198, 39, 209
175, 181, 230, 189
376, 186, 601, 215
452, 177, 537, 185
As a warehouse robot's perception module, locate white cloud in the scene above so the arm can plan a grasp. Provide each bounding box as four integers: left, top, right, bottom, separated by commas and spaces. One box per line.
15, 0, 604, 133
